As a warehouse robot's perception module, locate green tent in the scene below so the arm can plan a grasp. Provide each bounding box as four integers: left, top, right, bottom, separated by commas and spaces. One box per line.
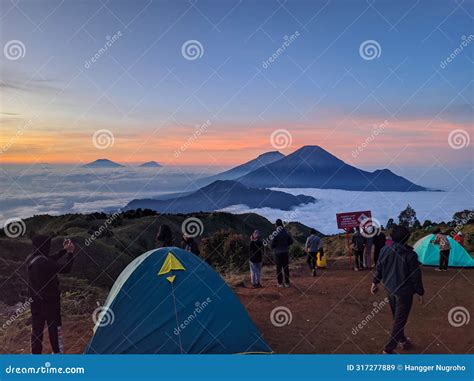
414, 234, 474, 267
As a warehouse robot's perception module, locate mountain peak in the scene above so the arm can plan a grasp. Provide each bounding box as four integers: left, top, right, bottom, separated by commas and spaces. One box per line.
82, 159, 124, 168
139, 161, 162, 168
257, 151, 283, 158
238, 146, 426, 192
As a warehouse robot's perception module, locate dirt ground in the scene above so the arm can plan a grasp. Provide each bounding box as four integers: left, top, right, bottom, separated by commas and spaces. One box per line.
236, 258, 474, 354
2, 258, 473, 354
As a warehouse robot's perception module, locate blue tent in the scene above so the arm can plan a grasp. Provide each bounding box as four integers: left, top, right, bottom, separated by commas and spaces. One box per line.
84, 247, 272, 354
414, 234, 474, 267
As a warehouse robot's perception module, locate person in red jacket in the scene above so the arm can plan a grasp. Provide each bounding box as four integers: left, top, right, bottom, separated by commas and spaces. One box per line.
27, 235, 75, 354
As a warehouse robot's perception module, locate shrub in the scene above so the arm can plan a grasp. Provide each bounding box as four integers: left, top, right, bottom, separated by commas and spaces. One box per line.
289, 244, 305, 260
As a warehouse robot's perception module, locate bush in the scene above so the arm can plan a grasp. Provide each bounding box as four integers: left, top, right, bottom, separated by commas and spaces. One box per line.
200, 230, 249, 273
289, 244, 305, 260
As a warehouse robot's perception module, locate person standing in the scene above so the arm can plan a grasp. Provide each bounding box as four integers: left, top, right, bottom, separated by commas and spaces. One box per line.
371, 225, 424, 354
156, 224, 173, 247
373, 230, 386, 265
249, 230, 264, 288
27, 235, 75, 354
182, 234, 200, 256
351, 228, 366, 271
305, 228, 320, 277
271, 219, 293, 288
364, 236, 373, 269
432, 228, 451, 271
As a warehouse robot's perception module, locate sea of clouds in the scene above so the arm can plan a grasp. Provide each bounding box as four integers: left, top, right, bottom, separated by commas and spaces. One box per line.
221, 187, 472, 235
1, 165, 472, 235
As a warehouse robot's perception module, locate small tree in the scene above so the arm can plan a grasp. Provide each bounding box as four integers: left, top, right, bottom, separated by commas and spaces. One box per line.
422, 220, 432, 229
452, 210, 474, 225
398, 204, 417, 227
413, 218, 421, 229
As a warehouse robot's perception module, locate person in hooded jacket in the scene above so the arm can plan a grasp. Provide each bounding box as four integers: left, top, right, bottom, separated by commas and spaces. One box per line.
27, 235, 75, 354
371, 225, 424, 354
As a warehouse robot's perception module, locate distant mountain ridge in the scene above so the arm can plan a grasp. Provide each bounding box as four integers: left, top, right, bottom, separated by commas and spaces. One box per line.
139, 161, 162, 168
82, 159, 124, 168
237, 146, 426, 192
199, 151, 284, 185
126, 180, 315, 213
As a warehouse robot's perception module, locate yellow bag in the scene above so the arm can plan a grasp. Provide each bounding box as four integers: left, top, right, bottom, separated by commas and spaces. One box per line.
317, 252, 327, 268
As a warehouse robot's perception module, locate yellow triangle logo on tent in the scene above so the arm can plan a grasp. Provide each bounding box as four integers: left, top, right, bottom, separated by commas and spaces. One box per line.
166, 275, 176, 283
158, 252, 186, 276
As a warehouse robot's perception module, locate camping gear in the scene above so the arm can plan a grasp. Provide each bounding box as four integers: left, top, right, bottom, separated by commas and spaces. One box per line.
316, 251, 327, 268
414, 234, 474, 267
84, 247, 272, 354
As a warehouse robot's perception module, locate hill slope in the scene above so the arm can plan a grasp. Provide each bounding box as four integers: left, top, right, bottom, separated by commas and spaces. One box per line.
238, 146, 426, 191
0, 211, 313, 305
126, 180, 315, 213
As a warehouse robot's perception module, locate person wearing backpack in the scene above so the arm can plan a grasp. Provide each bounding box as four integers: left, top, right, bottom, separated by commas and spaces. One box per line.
351, 228, 367, 271
371, 225, 424, 354
305, 228, 320, 276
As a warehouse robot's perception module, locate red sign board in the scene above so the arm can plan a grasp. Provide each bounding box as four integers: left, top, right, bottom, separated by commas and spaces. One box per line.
336, 210, 372, 230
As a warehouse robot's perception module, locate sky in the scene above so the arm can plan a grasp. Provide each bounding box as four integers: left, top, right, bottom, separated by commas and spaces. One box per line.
0, 0, 472, 171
